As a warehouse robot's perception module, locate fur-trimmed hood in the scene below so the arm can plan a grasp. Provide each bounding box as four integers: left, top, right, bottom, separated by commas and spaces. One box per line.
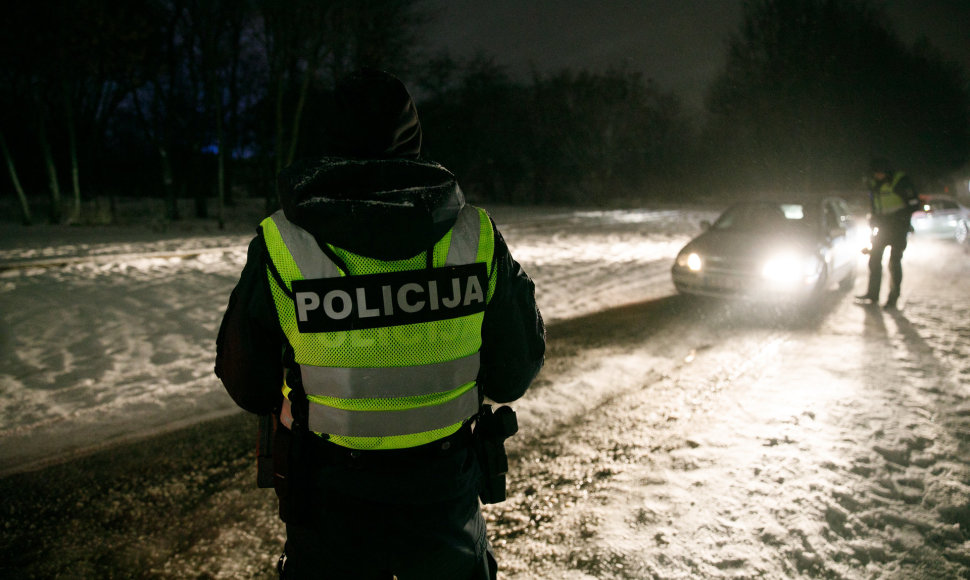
276, 157, 465, 261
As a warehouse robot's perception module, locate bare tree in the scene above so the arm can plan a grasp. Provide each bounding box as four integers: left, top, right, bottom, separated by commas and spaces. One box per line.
0, 129, 32, 225
257, 0, 431, 209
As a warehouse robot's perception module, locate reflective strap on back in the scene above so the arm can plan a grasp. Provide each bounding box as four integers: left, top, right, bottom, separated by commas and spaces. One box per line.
301, 351, 480, 399
445, 205, 482, 266
267, 210, 342, 279
307, 384, 480, 437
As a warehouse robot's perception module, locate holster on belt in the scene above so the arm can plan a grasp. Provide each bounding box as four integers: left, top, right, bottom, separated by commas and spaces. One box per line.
256, 411, 310, 524
472, 404, 518, 504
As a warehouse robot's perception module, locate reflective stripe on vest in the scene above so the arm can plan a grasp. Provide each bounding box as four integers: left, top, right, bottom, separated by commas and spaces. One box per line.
873, 172, 907, 215
307, 382, 481, 438
260, 205, 495, 449
300, 352, 480, 399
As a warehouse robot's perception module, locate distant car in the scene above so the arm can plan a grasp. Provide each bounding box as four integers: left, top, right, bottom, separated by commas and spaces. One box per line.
672, 197, 863, 303
910, 194, 970, 244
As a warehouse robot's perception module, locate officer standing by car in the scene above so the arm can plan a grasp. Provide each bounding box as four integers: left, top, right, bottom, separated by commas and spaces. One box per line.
856, 157, 920, 309
215, 69, 545, 579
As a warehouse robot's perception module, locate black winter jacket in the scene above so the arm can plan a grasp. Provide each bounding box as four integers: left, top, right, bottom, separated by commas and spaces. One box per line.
215, 157, 545, 428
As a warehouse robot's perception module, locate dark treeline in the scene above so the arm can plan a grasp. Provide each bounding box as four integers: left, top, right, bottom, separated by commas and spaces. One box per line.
705, 0, 970, 194
1, 0, 968, 226
416, 57, 695, 206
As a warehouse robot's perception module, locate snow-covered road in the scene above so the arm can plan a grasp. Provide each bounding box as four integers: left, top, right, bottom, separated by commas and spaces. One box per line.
0, 236, 252, 474
2, 203, 969, 578
493, 235, 970, 578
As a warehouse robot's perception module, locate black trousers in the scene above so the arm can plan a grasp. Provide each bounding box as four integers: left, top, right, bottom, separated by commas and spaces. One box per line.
278, 439, 495, 579
865, 225, 908, 302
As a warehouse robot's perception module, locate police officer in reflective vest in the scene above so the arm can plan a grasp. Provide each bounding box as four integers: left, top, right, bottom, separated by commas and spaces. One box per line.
216, 69, 545, 579
856, 157, 920, 310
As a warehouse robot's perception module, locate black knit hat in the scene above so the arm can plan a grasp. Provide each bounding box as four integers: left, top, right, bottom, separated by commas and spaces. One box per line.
869, 157, 893, 174
323, 68, 422, 159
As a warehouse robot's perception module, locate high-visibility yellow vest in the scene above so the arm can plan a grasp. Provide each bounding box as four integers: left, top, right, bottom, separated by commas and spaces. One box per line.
871, 172, 908, 215
260, 205, 496, 450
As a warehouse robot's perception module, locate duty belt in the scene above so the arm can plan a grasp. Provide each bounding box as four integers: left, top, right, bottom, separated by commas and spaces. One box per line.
305, 423, 473, 468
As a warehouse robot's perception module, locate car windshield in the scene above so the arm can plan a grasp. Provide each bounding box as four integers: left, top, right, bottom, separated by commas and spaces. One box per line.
712, 202, 812, 232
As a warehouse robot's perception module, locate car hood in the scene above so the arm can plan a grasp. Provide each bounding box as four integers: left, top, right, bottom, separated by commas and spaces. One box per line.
681, 228, 819, 259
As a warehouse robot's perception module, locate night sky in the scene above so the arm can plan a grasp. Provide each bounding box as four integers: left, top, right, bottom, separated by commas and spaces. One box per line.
425, 0, 970, 112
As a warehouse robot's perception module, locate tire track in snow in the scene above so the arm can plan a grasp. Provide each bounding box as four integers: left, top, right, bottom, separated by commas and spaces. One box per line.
487, 295, 795, 578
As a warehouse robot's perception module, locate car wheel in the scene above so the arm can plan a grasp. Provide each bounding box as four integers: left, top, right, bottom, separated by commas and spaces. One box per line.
956, 220, 969, 244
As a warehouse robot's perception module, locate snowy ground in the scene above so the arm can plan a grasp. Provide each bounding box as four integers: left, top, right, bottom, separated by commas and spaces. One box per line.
0, 202, 706, 476
1, 199, 969, 578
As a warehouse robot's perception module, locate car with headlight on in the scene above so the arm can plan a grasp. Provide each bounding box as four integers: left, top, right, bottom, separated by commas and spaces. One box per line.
671, 197, 863, 304
910, 194, 970, 244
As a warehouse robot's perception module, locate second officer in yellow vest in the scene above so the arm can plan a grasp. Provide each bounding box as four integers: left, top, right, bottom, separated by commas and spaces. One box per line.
216, 69, 545, 579
856, 157, 920, 309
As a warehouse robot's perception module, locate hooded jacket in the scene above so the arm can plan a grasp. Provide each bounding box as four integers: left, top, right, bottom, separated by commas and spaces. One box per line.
215, 69, 543, 502
216, 156, 545, 418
